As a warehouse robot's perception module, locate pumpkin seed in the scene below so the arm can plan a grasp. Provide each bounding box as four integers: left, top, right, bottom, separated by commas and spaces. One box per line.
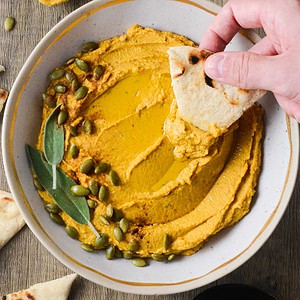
93, 65, 105, 80
80, 158, 94, 174
50, 213, 65, 225
68, 144, 79, 159
69, 125, 78, 136
87, 199, 97, 209
71, 78, 80, 91
106, 245, 115, 260
119, 218, 129, 233
43, 93, 56, 108
123, 251, 134, 259
4, 17, 15, 31
81, 243, 94, 252
99, 185, 108, 202
151, 253, 165, 262
113, 226, 124, 242
33, 178, 44, 191
57, 109, 68, 125
74, 86, 88, 100
106, 204, 114, 219
99, 215, 109, 226
109, 170, 120, 186
65, 57, 76, 65
167, 254, 175, 261
76, 58, 90, 72
82, 41, 99, 53
71, 185, 90, 196
114, 247, 123, 258
88, 180, 99, 196
130, 258, 147, 267
54, 84, 67, 94
83, 120, 93, 134
163, 233, 171, 251
65, 71, 76, 82
94, 162, 110, 174
50, 69, 65, 81
94, 233, 109, 249
65, 226, 79, 239
45, 203, 61, 214
112, 208, 123, 222
128, 239, 139, 252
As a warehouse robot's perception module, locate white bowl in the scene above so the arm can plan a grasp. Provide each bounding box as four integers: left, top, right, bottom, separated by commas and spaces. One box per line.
2, 0, 299, 295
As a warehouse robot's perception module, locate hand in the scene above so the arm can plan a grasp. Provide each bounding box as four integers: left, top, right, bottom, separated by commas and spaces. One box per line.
200, 0, 300, 121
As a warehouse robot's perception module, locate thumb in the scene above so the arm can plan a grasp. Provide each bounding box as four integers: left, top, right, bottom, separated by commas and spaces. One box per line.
204, 51, 278, 91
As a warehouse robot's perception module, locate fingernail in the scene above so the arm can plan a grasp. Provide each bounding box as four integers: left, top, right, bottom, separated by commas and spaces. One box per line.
205, 54, 225, 79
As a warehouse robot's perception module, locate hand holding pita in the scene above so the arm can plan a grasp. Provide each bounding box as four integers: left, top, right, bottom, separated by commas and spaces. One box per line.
201, 0, 300, 122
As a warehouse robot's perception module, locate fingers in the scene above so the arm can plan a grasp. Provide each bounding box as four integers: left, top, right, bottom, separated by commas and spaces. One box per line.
248, 36, 278, 55
200, 0, 268, 52
204, 51, 279, 91
275, 93, 300, 122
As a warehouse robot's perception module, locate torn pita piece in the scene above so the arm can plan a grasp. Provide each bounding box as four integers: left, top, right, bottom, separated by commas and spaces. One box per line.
0, 190, 25, 249
168, 46, 266, 132
0, 89, 9, 113
1, 274, 77, 300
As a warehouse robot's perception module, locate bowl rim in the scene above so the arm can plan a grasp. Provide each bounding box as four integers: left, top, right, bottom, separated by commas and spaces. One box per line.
2, 0, 299, 295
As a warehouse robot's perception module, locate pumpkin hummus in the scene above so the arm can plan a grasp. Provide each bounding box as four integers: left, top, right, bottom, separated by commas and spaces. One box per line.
37, 25, 264, 258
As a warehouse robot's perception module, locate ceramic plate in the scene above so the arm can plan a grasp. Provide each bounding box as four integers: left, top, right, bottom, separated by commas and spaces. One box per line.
2, 0, 299, 295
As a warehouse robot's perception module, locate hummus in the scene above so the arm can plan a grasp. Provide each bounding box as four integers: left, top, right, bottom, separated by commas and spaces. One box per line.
37, 25, 263, 258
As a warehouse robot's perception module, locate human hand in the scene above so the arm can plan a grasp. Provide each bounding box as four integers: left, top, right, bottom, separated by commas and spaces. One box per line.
200, 0, 300, 121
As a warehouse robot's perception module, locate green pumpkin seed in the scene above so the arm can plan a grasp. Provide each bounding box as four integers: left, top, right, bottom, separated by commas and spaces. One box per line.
167, 254, 175, 261
57, 110, 68, 125
69, 125, 78, 136
50, 69, 65, 81
123, 251, 134, 259
112, 208, 123, 222
50, 213, 65, 225
87, 199, 97, 209
119, 218, 129, 233
109, 170, 120, 186
130, 258, 147, 267
66, 226, 79, 239
94, 233, 109, 249
163, 233, 171, 251
4, 17, 15, 32
106, 204, 114, 219
71, 185, 90, 196
81, 243, 94, 252
99, 215, 110, 226
74, 86, 88, 100
68, 144, 79, 159
80, 158, 94, 174
88, 180, 99, 196
151, 253, 165, 262
83, 120, 93, 134
93, 65, 105, 80
82, 41, 99, 53
76, 58, 90, 72
65, 57, 76, 65
33, 178, 44, 191
45, 203, 61, 214
99, 185, 108, 202
94, 162, 110, 174
54, 84, 67, 94
113, 226, 124, 242
114, 247, 123, 258
71, 78, 80, 91
128, 239, 139, 252
106, 245, 115, 260
42, 93, 56, 108
65, 71, 76, 82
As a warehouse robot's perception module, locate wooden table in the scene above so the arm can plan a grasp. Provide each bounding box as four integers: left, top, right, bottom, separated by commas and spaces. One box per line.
0, 0, 299, 299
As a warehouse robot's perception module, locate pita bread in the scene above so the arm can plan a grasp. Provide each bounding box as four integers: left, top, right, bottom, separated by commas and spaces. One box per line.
0, 190, 25, 249
0, 89, 8, 113
1, 274, 77, 300
167, 46, 266, 132
38, 0, 69, 6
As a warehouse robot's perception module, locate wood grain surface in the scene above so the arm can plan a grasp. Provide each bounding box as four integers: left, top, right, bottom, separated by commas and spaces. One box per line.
0, 0, 299, 299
